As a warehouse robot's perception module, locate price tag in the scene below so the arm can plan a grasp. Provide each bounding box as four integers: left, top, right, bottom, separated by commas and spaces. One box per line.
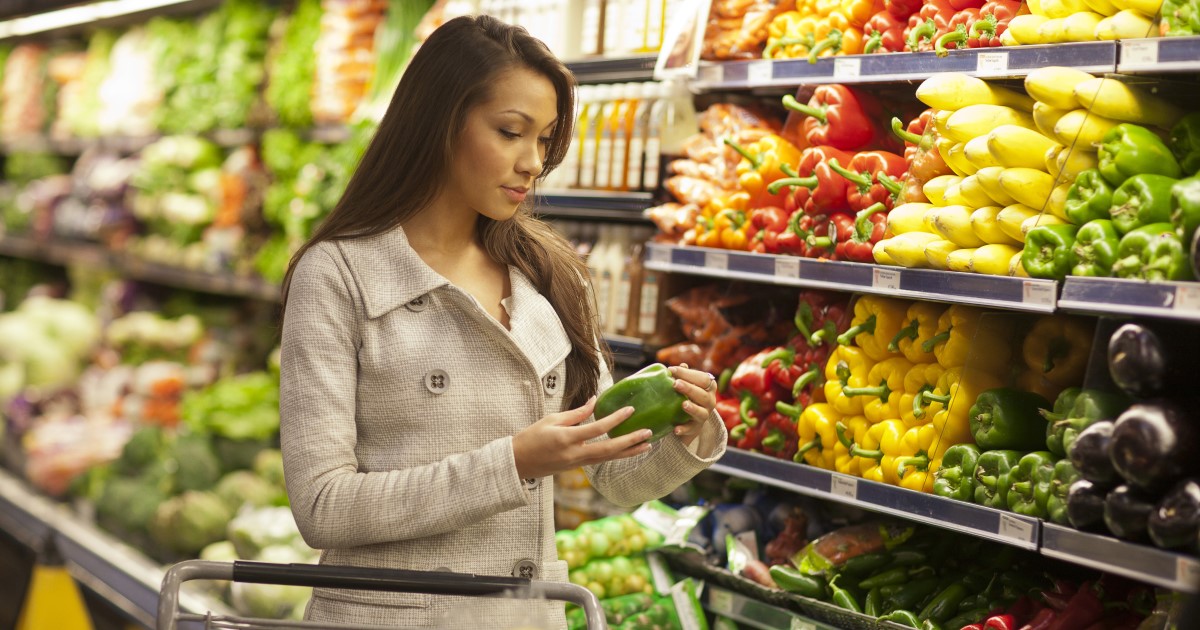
775, 256, 800, 279
700, 64, 724, 85
999, 513, 1036, 544
647, 553, 675, 595
1177, 557, 1200, 587
747, 60, 773, 84
790, 618, 818, 630
872, 267, 901, 291
1023, 280, 1056, 307
1174, 284, 1200, 313
706, 251, 729, 271
708, 587, 735, 614
1123, 40, 1159, 67
831, 474, 858, 501
976, 52, 1009, 76
647, 245, 671, 265
833, 57, 861, 79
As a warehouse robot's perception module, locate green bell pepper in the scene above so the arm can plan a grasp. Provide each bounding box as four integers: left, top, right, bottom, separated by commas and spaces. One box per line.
1170, 176, 1200, 247
969, 388, 1053, 451
1098, 123, 1183, 187
1169, 113, 1200, 174
1109, 174, 1178, 235
1043, 387, 1082, 456
1021, 224, 1079, 281
1045, 389, 1130, 457
973, 450, 1023, 509
1046, 459, 1080, 525
1070, 220, 1121, 278
1005, 450, 1056, 518
598, 363, 690, 442
1111, 222, 1194, 282
1065, 169, 1114, 225
933, 444, 981, 503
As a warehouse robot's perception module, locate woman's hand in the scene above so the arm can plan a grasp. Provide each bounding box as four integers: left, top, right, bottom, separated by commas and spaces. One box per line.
513, 398, 653, 479
669, 363, 718, 447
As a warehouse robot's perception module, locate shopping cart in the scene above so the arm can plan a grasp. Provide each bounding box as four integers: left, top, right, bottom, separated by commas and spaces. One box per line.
157, 559, 607, 630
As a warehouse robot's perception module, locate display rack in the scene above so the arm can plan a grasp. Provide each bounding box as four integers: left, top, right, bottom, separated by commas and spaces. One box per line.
1117, 35, 1200, 73
537, 190, 655, 223
704, 586, 844, 630
1059, 276, 1200, 322
564, 54, 659, 84
1041, 524, 1200, 593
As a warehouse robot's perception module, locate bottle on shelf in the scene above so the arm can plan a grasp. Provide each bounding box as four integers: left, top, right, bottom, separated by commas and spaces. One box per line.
587, 224, 614, 330
594, 83, 627, 191
612, 82, 642, 192
643, 78, 697, 194
627, 81, 659, 193
578, 83, 611, 190
616, 227, 649, 337
603, 224, 632, 333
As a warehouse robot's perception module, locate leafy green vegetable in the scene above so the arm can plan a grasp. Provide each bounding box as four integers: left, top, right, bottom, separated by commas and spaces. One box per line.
266, 0, 321, 128
182, 371, 280, 441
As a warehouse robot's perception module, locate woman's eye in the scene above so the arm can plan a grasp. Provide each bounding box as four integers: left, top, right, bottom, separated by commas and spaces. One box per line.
499, 129, 520, 139
538, 136, 552, 145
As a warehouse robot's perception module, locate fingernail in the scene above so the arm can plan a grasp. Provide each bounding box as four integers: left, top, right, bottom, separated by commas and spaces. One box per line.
674, 427, 683, 435
623, 406, 636, 416
673, 380, 684, 390
640, 430, 653, 440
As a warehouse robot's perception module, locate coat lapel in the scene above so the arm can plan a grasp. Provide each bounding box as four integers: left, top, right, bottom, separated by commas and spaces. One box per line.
506, 267, 572, 379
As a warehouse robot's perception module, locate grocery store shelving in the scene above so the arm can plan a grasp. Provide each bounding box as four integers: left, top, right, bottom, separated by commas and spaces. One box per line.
0, 126, 347, 156
0, 0, 222, 41
1041, 524, 1200, 593
605, 333, 656, 369
537, 189, 654, 223
1117, 36, 1200, 73
563, 54, 658, 84
1059, 276, 1200, 322
693, 42, 1117, 90
644, 243, 1058, 312
703, 586, 843, 630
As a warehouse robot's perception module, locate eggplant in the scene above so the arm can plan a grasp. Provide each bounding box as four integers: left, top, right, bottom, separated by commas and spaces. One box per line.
1109, 400, 1200, 493
1107, 322, 1200, 399
1105, 485, 1157, 541
1067, 479, 1108, 531
1149, 478, 1200, 551
1069, 420, 1119, 486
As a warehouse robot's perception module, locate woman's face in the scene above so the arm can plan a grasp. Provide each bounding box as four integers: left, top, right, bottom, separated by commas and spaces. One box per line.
445, 66, 559, 222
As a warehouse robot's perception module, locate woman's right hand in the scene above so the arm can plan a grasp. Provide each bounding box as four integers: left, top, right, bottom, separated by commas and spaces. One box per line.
512, 397, 653, 480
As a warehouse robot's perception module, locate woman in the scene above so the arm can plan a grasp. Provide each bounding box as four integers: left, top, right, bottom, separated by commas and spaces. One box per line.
279, 14, 727, 627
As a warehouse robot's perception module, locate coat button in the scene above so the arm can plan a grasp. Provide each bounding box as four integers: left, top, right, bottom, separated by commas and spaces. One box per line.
512, 559, 538, 580
543, 373, 559, 396
424, 369, 449, 394
406, 294, 429, 312
524, 477, 542, 490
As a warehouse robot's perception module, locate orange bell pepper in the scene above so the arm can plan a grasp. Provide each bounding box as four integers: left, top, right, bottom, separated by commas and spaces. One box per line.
697, 192, 754, 251
726, 134, 802, 209
765, 12, 824, 59
809, 11, 866, 63
842, 0, 887, 28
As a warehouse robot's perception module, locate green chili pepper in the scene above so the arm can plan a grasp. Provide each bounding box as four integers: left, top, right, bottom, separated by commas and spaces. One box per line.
770, 565, 827, 599
597, 363, 690, 442
1070, 220, 1121, 278
865, 586, 883, 616
885, 577, 941, 611
1170, 176, 1200, 247
1098, 123, 1182, 188
1045, 389, 1130, 457
945, 608, 990, 629
1065, 169, 1115, 225
858, 565, 911, 589
829, 575, 862, 613
1022, 224, 1079, 281
888, 549, 928, 567
969, 388, 1052, 451
921, 620, 945, 630
1169, 112, 1200, 174
933, 444, 981, 503
1046, 459, 1080, 525
918, 583, 969, 622
1109, 174, 1179, 235
1112, 222, 1194, 282
840, 551, 891, 576
1005, 451, 1057, 519
879, 610, 922, 627
974, 450, 1024, 509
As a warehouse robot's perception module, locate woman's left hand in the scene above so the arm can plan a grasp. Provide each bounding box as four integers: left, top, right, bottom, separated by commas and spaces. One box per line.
669, 363, 718, 446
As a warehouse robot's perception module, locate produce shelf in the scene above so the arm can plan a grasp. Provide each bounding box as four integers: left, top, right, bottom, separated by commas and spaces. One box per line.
1058, 276, 1200, 322
644, 244, 1058, 312
703, 585, 845, 630
563, 54, 658, 84
1041, 524, 1200, 593
605, 333, 656, 369
536, 189, 654, 222
693, 42, 1118, 90
1117, 36, 1200, 73
710, 449, 1041, 550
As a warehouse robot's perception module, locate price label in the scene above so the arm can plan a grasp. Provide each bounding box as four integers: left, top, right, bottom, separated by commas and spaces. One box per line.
747, 60, 773, 84
1177, 557, 1200, 587
708, 587, 735, 614
872, 267, 901, 291
1123, 40, 1159, 67
699, 64, 724, 85
1174, 284, 1200, 313
976, 52, 1009, 76
790, 618, 818, 630
646, 245, 671, 265
1023, 281, 1056, 307
647, 553, 675, 595
706, 251, 729, 271
833, 57, 861, 79
775, 256, 800, 279
999, 513, 1036, 544
831, 474, 858, 501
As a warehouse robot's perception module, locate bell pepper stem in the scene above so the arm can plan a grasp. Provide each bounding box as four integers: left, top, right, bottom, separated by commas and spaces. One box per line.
764, 36, 813, 59
807, 29, 842, 64
1011, 481, 1031, 496
892, 117, 923, 145
1043, 336, 1071, 374
731, 424, 747, 440
792, 367, 821, 398
762, 429, 785, 450
921, 329, 951, 353
877, 172, 903, 196
828, 158, 874, 188
768, 175, 818, 195
896, 454, 930, 479
717, 368, 733, 394
795, 437, 822, 458
739, 392, 759, 426
761, 347, 796, 369
913, 390, 952, 419
835, 360, 852, 387
854, 203, 886, 242
794, 302, 816, 341
934, 24, 968, 57
782, 94, 827, 124
970, 14, 997, 38
889, 319, 919, 353
975, 412, 991, 427
842, 380, 893, 402
863, 31, 882, 54
837, 314, 877, 346
777, 401, 803, 418
811, 322, 837, 346
781, 163, 799, 178
723, 138, 762, 169
835, 421, 854, 449
908, 18, 937, 52
850, 444, 884, 461
807, 235, 834, 250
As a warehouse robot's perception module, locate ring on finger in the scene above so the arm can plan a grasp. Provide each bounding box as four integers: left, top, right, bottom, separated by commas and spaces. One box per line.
705, 374, 717, 392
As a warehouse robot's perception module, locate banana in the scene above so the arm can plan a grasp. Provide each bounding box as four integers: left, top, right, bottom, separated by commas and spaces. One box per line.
930, 205, 988, 248
1073, 77, 1185, 129
934, 109, 954, 138
1045, 183, 1073, 221
937, 138, 972, 176
946, 248, 978, 273
1049, 148, 1098, 180
975, 167, 1018, 206
999, 168, 1056, 210
1033, 102, 1072, 138
884, 232, 942, 268
1083, 0, 1120, 14
873, 240, 897, 265
1110, 0, 1163, 17
944, 105, 1037, 143
1025, 67, 1096, 110
1000, 29, 1020, 46
987, 125, 1062, 170
915, 74, 1035, 112
1053, 109, 1122, 148
1094, 9, 1155, 40
924, 175, 962, 206
1036, 17, 1067, 43
1021, 212, 1071, 237
1061, 11, 1105, 40
1008, 14, 1051, 44
997, 204, 1041, 242
888, 203, 935, 235
925, 240, 960, 270
964, 135, 1003, 170
972, 244, 1023, 276
960, 175, 1002, 207
1010, 251, 1030, 277
1039, 0, 1092, 17
970, 206, 1022, 245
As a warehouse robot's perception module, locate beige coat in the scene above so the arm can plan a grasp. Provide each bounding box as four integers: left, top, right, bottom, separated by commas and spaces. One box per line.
280, 226, 726, 628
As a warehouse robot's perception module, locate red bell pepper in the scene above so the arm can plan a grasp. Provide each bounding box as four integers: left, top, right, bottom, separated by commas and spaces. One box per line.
1046, 583, 1104, 630
983, 615, 1016, 630
834, 202, 889, 263
793, 290, 851, 349
795, 212, 838, 260
886, 0, 923, 18
716, 395, 743, 433
760, 410, 800, 459
934, 8, 982, 55
770, 146, 854, 215
892, 111, 952, 203
730, 349, 789, 426
905, 0, 955, 51
748, 206, 791, 254
782, 86, 880, 151
827, 151, 908, 212
1023, 608, 1058, 630
774, 210, 810, 256
950, 0, 986, 9
970, 0, 1025, 47
864, 11, 908, 53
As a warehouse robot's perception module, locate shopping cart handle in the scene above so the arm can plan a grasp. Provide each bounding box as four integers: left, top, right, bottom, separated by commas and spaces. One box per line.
232, 560, 531, 595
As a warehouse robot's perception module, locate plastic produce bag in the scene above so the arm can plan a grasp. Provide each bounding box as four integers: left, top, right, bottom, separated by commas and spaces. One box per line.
702, 0, 796, 60
792, 522, 915, 575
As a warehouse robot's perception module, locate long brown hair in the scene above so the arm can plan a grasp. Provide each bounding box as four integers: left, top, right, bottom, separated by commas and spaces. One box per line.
282, 15, 606, 407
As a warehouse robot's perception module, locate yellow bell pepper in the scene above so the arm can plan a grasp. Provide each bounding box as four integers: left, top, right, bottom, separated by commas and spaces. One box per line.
847, 419, 907, 485
894, 423, 952, 493
696, 192, 753, 250
796, 403, 842, 469
898, 363, 945, 428
727, 134, 802, 209
927, 366, 1005, 445
836, 296, 909, 361
834, 415, 870, 476
824, 346, 874, 416
843, 357, 915, 424
924, 305, 1013, 376
765, 12, 823, 59
1021, 316, 1094, 389
887, 302, 948, 365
